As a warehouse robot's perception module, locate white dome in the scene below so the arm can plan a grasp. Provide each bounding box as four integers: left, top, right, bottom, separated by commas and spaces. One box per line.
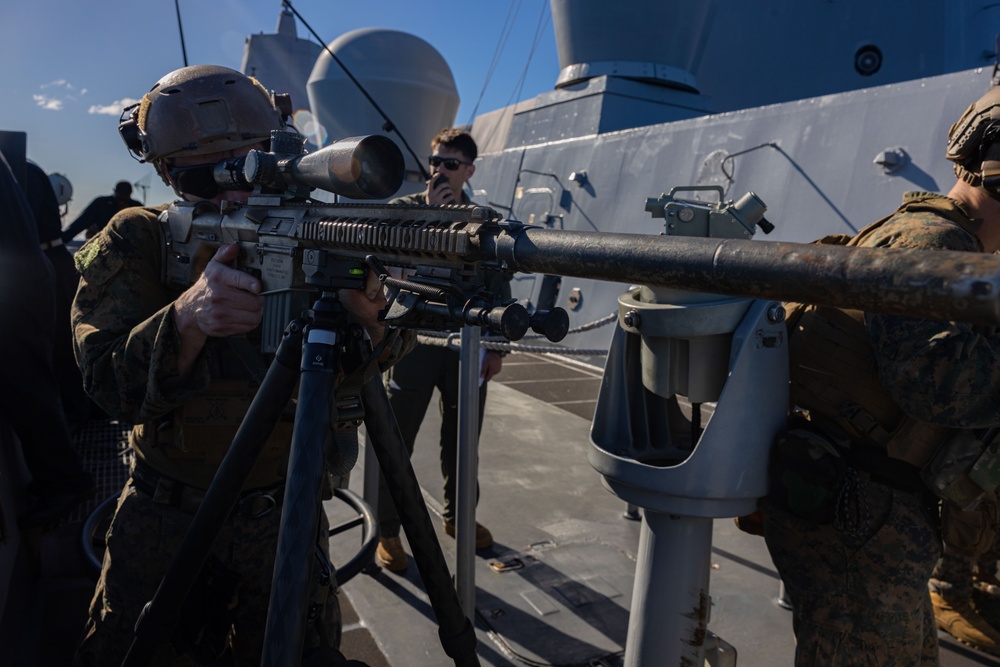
307, 28, 459, 179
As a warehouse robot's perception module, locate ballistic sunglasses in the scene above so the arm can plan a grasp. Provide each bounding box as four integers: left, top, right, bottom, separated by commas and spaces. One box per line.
428, 155, 472, 171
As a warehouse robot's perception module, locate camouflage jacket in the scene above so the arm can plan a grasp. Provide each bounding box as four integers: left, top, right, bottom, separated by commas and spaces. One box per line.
72, 205, 291, 488
861, 192, 1000, 429
73, 205, 208, 423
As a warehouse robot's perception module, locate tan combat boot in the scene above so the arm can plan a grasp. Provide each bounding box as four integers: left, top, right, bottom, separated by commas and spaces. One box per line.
930, 580, 1000, 656
375, 536, 409, 572
443, 521, 493, 549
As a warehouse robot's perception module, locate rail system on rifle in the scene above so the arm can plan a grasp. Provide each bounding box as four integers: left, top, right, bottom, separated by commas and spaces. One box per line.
161, 130, 1000, 342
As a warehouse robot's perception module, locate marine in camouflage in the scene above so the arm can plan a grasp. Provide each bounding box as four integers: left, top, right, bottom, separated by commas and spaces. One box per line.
71, 206, 293, 490
378, 188, 510, 535
763, 485, 940, 666
71, 207, 341, 665
861, 195, 998, 431
765, 191, 1000, 665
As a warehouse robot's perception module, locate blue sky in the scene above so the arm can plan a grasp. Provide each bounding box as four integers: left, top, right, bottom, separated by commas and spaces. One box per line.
2, 0, 558, 225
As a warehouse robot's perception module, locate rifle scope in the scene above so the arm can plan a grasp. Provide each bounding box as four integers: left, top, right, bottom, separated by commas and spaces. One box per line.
213, 132, 405, 200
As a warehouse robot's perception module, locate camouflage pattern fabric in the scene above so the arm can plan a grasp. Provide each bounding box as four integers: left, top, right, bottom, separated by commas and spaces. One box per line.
72, 206, 292, 490
71, 207, 341, 664
860, 194, 999, 430
766, 191, 1000, 665
72, 205, 209, 429
73, 479, 339, 666
763, 483, 941, 666
935, 545, 977, 598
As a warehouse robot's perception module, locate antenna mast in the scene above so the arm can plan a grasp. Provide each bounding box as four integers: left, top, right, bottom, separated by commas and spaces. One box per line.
174, 0, 189, 66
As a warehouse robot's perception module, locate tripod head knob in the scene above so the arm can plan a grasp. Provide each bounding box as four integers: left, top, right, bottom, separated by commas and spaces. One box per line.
476, 302, 531, 341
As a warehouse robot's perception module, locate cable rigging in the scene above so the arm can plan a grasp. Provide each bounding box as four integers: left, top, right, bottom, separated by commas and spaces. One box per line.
465, 0, 524, 126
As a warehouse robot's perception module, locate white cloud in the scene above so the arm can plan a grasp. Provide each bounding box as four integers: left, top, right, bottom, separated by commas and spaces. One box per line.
33, 94, 64, 111
33, 80, 88, 110
34, 79, 134, 115
88, 97, 140, 116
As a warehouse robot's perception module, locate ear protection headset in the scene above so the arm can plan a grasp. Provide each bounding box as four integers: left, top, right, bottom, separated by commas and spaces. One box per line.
947, 87, 1000, 193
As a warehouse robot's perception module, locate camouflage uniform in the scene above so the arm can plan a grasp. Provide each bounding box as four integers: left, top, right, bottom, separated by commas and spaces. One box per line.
71, 206, 340, 666
765, 192, 1000, 666
376, 191, 511, 536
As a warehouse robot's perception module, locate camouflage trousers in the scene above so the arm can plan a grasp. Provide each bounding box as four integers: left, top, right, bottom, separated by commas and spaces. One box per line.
763, 478, 942, 666
73, 476, 341, 667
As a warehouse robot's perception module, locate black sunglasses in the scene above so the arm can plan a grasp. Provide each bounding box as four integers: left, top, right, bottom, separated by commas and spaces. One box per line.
428, 155, 472, 171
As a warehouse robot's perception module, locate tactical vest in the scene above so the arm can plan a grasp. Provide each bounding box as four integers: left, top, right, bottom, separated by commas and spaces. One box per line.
785, 195, 982, 489
131, 356, 296, 491
126, 210, 297, 491
139, 208, 414, 491
779, 194, 1000, 553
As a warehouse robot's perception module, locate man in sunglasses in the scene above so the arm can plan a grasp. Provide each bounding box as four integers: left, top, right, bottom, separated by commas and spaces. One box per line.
70, 65, 384, 667
374, 128, 510, 572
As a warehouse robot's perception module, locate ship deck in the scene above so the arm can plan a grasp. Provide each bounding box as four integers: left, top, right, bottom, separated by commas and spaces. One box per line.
329, 351, 1000, 667
7, 352, 1000, 666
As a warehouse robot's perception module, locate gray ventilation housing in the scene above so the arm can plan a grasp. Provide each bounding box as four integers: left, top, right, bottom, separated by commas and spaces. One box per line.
551, 0, 714, 91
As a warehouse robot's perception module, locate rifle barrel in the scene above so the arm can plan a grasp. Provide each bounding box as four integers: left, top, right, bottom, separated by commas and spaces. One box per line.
488, 228, 1000, 325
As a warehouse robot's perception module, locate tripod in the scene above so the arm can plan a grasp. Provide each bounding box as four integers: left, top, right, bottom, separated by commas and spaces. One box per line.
122, 292, 479, 666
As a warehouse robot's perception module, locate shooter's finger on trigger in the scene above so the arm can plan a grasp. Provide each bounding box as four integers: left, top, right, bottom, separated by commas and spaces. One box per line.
212, 246, 260, 294
212, 242, 240, 264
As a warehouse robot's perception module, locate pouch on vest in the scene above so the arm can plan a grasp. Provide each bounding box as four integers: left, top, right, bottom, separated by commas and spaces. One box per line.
923, 428, 1000, 511
768, 418, 847, 524
941, 495, 1000, 557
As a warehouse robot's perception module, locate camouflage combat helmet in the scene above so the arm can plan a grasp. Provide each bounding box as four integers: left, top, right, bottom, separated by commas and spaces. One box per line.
118, 65, 285, 167
947, 86, 1000, 192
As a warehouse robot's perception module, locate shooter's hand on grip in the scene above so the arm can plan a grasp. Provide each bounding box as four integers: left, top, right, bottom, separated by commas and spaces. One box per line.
173, 243, 264, 375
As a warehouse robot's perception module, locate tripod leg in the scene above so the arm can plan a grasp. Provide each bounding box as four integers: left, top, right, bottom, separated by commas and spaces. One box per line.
262, 307, 345, 667
122, 321, 304, 667
361, 372, 480, 667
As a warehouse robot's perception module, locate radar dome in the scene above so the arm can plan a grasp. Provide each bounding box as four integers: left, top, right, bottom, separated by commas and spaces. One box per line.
307, 28, 459, 184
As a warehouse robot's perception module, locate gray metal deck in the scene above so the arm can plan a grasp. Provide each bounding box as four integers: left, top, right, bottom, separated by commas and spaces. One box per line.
8, 353, 1000, 666
326, 352, 1000, 666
